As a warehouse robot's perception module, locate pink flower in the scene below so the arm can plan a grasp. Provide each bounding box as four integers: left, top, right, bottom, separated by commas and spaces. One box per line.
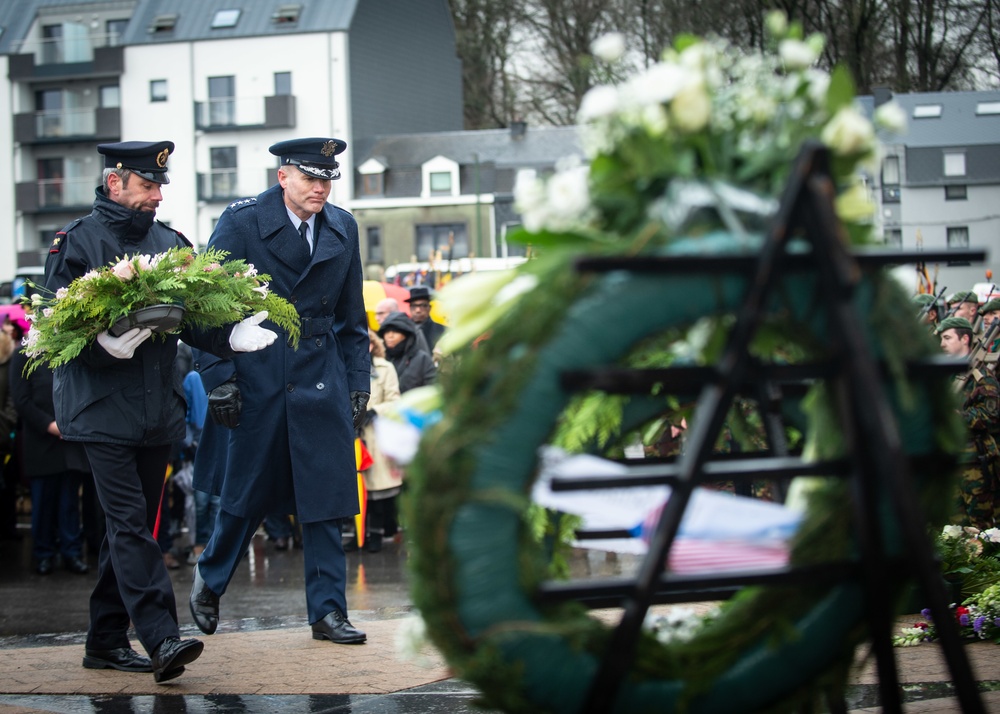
136, 255, 152, 271
204, 262, 222, 272
112, 259, 136, 281
55, 287, 68, 300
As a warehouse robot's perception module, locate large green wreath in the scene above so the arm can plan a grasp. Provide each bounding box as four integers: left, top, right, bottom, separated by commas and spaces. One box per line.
403, 19, 963, 713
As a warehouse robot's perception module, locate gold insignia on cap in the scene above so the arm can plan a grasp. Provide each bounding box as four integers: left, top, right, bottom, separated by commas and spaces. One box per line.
156, 147, 170, 168
116, 162, 123, 169
321, 140, 338, 157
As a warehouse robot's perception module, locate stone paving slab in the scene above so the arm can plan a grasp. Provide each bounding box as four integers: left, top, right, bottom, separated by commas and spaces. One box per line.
0, 619, 450, 697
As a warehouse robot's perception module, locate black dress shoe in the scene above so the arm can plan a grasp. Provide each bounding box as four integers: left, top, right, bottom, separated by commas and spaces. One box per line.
273, 536, 289, 551
151, 637, 203, 683
83, 647, 153, 673
36, 557, 54, 575
366, 532, 383, 553
311, 611, 366, 644
189, 565, 219, 635
65, 555, 90, 574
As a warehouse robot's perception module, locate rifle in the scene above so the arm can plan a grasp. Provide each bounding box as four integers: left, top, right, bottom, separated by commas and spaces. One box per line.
967, 317, 1000, 382
917, 285, 947, 321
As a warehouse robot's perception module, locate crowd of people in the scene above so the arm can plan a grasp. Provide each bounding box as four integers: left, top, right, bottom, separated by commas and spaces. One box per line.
917, 289, 1000, 530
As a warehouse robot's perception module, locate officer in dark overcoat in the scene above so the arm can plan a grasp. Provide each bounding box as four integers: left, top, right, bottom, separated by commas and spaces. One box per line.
43, 141, 278, 683
189, 138, 371, 645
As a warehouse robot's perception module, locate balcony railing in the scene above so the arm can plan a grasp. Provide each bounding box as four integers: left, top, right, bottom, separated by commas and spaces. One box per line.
16, 177, 94, 213
15, 107, 120, 144
13, 31, 122, 66
194, 95, 296, 131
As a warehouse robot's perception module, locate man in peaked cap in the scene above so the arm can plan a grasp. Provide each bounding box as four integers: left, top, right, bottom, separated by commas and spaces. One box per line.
44, 140, 276, 684
190, 137, 370, 646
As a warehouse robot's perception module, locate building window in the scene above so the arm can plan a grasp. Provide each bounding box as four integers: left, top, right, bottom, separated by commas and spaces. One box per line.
913, 104, 942, 118
362, 174, 383, 196
37, 158, 64, 208
272, 4, 302, 24
884, 228, 902, 248
367, 226, 383, 264
150, 79, 167, 102
944, 151, 966, 177
35, 88, 62, 137
415, 223, 469, 261
106, 19, 128, 46
947, 226, 970, 248
976, 102, 1000, 116
945, 185, 967, 201
41, 24, 62, 64
149, 15, 178, 34
881, 155, 900, 203
211, 9, 241, 28
274, 72, 292, 96
210, 146, 237, 199
100, 85, 120, 108
429, 172, 452, 195
208, 76, 236, 126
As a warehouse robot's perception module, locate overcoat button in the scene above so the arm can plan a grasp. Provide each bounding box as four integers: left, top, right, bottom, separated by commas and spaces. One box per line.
316, 383, 325, 390
315, 338, 322, 347
321, 296, 328, 305
287, 384, 294, 392
290, 295, 297, 304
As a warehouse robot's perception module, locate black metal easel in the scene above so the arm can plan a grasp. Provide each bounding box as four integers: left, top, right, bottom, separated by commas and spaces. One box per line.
536, 143, 988, 714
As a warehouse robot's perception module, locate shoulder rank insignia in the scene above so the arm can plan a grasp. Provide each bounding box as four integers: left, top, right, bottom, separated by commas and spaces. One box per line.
49, 218, 83, 254
228, 197, 257, 210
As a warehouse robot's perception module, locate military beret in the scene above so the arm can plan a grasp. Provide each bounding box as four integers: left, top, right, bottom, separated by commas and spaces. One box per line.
935, 316, 974, 334
981, 298, 1000, 314
269, 137, 346, 180
97, 140, 174, 184
912, 293, 936, 306
948, 290, 979, 305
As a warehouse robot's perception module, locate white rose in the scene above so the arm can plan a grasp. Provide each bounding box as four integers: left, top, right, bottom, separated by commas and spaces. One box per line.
821, 106, 875, 156
641, 104, 670, 135
765, 11, 788, 38
874, 101, 908, 134
591, 32, 626, 63
982, 528, 1000, 543
942, 524, 964, 539
622, 62, 689, 108
578, 85, 620, 123
779, 39, 818, 70
670, 81, 712, 133
55, 287, 69, 300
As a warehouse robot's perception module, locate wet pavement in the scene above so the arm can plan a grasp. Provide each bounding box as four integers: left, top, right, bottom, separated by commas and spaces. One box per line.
3, 522, 1000, 713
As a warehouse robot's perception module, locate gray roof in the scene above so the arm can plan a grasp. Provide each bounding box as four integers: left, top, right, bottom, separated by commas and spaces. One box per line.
860, 89, 1000, 148
353, 126, 583, 171
124, 0, 357, 44
0, 0, 358, 51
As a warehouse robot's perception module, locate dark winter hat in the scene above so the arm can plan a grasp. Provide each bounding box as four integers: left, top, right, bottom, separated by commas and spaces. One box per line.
269, 137, 346, 180
935, 316, 974, 334
405, 286, 434, 303
97, 140, 174, 184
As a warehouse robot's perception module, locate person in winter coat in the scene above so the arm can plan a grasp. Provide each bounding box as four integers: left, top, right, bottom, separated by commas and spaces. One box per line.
9, 344, 90, 576
43, 140, 276, 684
189, 137, 370, 648
346, 330, 401, 553
377, 311, 436, 393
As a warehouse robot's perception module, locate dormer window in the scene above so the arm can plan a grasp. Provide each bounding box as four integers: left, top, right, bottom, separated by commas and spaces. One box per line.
149, 14, 178, 34
272, 4, 302, 24
976, 102, 1000, 116
421, 155, 459, 198
358, 158, 386, 196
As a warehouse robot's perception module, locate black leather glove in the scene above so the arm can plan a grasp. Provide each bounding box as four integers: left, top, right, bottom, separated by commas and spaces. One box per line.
208, 379, 242, 429
350, 391, 370, 431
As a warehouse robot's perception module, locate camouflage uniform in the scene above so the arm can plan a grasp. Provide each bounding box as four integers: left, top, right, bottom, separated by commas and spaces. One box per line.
954, 370, 1000, 529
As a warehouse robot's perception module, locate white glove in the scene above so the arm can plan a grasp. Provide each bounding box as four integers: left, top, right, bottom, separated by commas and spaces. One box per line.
96, 328, 153, 359
229, 311, 278, 352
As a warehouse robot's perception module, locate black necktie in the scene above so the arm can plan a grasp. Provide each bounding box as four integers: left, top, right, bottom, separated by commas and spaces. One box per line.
298, 221, 310, 253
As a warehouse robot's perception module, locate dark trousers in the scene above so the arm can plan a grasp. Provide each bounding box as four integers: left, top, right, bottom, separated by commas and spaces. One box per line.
30, 470, 84, 560
83, 442, 179, 655
199, 509, 348, 624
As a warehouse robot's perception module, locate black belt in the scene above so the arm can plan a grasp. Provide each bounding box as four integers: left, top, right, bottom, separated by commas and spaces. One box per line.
298, 316, 335, 338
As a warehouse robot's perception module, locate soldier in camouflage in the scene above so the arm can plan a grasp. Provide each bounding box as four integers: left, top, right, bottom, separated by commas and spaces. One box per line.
937, 316, 1000, 528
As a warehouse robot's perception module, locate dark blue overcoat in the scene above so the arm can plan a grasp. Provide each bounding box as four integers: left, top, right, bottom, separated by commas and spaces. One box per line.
193, 184, 369, 523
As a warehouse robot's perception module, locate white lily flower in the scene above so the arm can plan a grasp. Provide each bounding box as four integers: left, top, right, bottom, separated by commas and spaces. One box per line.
779, 39, 818, 70
671, 80, 712, 133
252, 282, 270, 298
578, 85, 620, 123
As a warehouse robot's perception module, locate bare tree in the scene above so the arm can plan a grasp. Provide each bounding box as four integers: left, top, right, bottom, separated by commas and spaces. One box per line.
448, 0, 522, 129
